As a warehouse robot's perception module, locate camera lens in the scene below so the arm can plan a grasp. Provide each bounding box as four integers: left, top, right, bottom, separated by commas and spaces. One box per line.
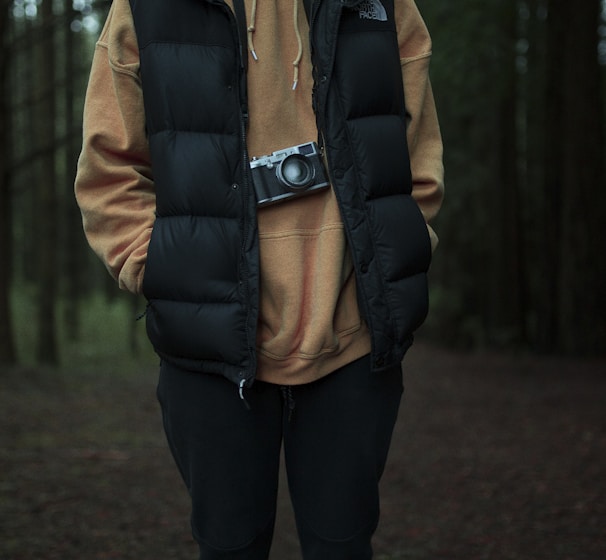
277, 155, 315, 191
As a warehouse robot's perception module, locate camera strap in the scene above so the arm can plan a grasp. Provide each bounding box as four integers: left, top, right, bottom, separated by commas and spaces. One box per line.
232, 0, 249, 74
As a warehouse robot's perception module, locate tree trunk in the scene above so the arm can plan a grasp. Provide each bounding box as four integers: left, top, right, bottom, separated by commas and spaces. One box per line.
537, 0, 567, 352
62, 1, 86, 342
0, 0, 16, 366
558, 0, 606, 353
491, 0, 525, 347
522, 0, 548, 351
35, 0, 59, 365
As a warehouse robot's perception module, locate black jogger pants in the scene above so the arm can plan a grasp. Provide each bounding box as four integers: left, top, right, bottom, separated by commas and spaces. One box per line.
156, 354, 403, 560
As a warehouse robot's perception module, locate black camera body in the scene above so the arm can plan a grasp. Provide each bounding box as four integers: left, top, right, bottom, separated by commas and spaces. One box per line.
250, 142, 330, 207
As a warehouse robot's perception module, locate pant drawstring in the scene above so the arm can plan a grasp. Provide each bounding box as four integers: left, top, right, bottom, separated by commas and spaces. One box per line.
281, 386, 296, 422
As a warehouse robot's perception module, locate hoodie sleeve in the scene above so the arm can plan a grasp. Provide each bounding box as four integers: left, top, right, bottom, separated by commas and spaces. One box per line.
396, 0, 444, 251
74, 0, 154, 294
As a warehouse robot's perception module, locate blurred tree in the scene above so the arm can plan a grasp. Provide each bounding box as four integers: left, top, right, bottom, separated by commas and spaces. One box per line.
556, 0, 606, 353
0, 0, 16, 365
490, 0, 525, 346
34, 0, 58, 364
538, 0, 564, 351
420, 0, 515, 348
537, 0, 605, 354
421, 0, 605, 355
61, 0, 87, 342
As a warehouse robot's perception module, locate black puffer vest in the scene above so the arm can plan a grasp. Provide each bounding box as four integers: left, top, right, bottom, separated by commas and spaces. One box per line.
130, 0, 431, 387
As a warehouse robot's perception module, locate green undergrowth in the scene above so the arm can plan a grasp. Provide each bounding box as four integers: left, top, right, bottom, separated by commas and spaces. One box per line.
9, 286, 157, 382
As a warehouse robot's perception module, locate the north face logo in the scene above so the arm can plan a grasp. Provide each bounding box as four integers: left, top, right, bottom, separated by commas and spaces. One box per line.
357, 0, 388, 21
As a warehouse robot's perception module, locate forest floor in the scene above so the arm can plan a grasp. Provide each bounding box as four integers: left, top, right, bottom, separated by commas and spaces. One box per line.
1, 341, 605, 560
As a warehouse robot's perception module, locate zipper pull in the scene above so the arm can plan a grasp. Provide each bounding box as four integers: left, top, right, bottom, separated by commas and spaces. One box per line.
239, 379, 251, 411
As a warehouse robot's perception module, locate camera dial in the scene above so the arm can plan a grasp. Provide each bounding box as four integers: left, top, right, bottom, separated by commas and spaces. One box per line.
277, 155, 315, 191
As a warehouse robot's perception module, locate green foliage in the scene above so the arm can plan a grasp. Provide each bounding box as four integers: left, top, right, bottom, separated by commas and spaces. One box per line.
11, 285, 156, 372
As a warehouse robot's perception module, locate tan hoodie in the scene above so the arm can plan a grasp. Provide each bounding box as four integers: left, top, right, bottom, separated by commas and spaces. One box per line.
75, 0, 444, 385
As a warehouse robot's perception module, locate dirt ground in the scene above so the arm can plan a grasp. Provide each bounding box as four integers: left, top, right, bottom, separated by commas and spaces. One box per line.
1, 342, 605, 559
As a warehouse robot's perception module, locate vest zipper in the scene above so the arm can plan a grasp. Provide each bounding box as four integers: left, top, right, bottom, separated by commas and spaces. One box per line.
225, 0, 256, 389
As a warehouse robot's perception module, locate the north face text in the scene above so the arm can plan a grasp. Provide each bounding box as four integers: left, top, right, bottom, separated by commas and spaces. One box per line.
357, 0, 388, 21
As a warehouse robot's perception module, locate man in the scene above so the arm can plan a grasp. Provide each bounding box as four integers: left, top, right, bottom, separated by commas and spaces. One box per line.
75, 0, 444, 557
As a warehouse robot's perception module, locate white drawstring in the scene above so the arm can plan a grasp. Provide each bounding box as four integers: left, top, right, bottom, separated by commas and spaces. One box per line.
244, 0, 303, 90
292, 0, 303, 90
247, 0, 258, 60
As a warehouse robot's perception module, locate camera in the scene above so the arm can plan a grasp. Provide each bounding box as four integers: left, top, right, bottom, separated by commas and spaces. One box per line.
250, 142, 330, 207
